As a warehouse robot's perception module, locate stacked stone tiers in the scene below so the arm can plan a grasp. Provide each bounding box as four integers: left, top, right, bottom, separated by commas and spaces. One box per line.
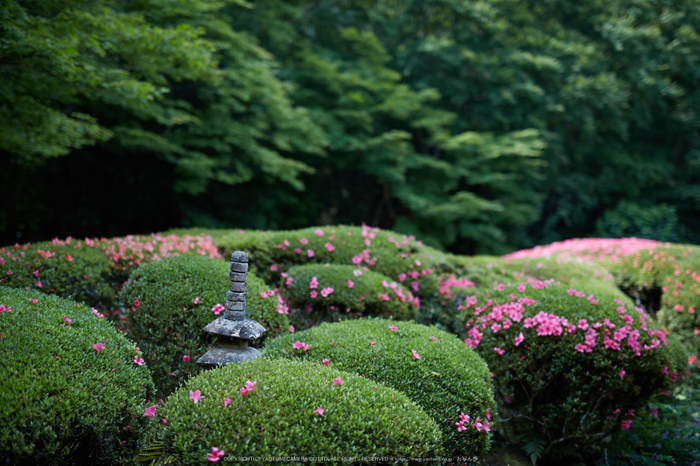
197, 251, 265, 367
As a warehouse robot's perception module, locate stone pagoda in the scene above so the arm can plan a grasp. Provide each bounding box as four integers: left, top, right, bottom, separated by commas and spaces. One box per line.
197, 251, 265, 367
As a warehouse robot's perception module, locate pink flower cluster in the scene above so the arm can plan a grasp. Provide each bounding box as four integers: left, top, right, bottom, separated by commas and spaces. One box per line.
463, 282, 668, 361
504, 237, 662, 263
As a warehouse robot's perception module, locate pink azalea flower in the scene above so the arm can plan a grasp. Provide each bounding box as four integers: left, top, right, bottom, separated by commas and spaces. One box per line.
353, 269, 362, 277
314, 407, 325, 416
183, 355, 190, 362
486, 408, 491, 419
389, 325, 398, 331
64, 254, 74, 262
292, 341, 307, 350
194, 297, 200, 304
162, 419, 168, 426
208, 447, 225, 462
290, 325, 295, 333
369, 340, 376, 347
134, 300, 140, 307
347, 280, 354, 288
412, 349, 421, 360
494, 347, 505, 355
211, 303, 225, 315
143, 405, 157, 419
224, 398, 231, 407
36, 279, 42, 288
240, 387, 249, 397
271, 264, 278, 271
307, 249, 315, 258
91, 307, 104, 317
62, 315, 72, 325
333, 377, 344, 386
514, 333, 524, 347
31, 299, 38, 304
473, 416, 484, 432
245, 380, 257, 391
325, 242, 335, 252
430, 336, 439, 342
315, 229, 324, 237
301, 238, 308, 244
321, 287, 334, 297
310, 290, 317, 299
621, 420, 632, 430
190, 390, 205, 403
322, 358, 329, 366
310, 277, 319, 289
619, 369, 626, 379
134, 356, 144, 366
93, 342, 105, 353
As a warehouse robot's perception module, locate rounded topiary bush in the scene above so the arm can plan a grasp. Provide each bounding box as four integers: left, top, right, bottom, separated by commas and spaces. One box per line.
154, 358, 443, 464
458, 281, 675, 462
0, 287, 155, 465
119, 255, 289, 397
284, 263, 418, 330
265, 318, 496, 458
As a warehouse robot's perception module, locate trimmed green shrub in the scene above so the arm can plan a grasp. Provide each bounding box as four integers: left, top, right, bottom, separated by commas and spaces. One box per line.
458, 281, 675, 463
284, 263, 417, 330
265, 318, 496, 458
118, 255, 289, 397
153, 358, 444, 464
0, 286, 155, 465
0, 234, 221, 326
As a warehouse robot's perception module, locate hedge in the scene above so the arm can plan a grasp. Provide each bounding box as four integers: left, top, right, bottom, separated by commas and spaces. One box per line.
264, 318, 496, 458
0, 234, 220, 327
0, 286, 155, 465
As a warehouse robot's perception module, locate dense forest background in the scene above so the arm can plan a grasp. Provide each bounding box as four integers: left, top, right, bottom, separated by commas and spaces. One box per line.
2, 0, 699, 254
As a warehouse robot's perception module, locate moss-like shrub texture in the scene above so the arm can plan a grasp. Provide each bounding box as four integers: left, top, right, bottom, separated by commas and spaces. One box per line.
265, 318, 495, 458
155, 358, 443, 464
0, 287, 155, 465
458, 281, 675, 462
284, 263, 417, 330
119, 255, 289, 397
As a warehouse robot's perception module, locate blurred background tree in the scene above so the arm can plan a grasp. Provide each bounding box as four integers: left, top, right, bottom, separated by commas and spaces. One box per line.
1, 0, 698, 253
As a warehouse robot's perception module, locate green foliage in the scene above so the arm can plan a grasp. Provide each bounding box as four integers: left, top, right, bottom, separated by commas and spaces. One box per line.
460, 282, 675, 461
594, 388, 700, 465
595, 201, 679, 242
0, 286, 155, 465
155, 358, 444, 463
118, 254, 288, 397
264, 318, 496, 458
284, 263, 417, 330
0, 0, 217, 165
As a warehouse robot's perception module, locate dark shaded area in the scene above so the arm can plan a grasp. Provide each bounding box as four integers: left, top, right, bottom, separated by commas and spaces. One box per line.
0, 147, 182, 244
620, 284, 663, 319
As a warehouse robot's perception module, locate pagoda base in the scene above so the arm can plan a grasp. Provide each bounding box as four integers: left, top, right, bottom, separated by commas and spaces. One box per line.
197, 346, 261, 368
